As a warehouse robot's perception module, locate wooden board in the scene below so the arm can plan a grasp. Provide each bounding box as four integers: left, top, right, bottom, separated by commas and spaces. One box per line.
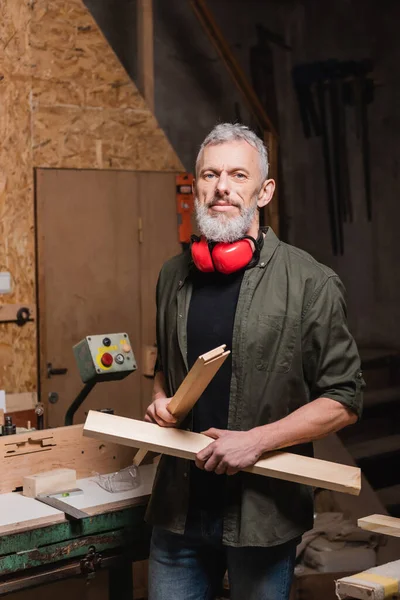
83, 411, 361, 495
137, 0, 154, 111
168, 346, 229, 419
23, 468, 77, 498
358, 514, 400, 538
0, 424, 136, 494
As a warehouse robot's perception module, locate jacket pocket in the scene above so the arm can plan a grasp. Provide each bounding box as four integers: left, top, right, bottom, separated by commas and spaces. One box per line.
256, 315, 299, 373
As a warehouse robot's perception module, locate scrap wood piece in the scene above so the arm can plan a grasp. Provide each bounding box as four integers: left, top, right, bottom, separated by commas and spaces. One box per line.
83, 411, 361, 495
358, 514, 400, 538
168, 345, 230, 419
336, 559, 400, 599
23, 468, 77, 498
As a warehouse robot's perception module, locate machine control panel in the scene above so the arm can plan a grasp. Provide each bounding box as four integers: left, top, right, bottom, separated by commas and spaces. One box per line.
73, 333, 137, 384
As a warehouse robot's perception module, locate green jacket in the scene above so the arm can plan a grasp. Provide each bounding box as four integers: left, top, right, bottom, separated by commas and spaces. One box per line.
145, 228, 364, 547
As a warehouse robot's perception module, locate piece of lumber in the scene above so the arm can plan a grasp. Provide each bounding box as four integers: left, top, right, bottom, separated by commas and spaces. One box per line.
358, 514, 400, 538
0, 424, 135, 494
23, 468, 77, 498
336, 559, 400, 599
133, 447, 148, 467
83, 411, 361, 495
137, 0, 154, 111
168, 345, 230, 419
5, 392, 37, 413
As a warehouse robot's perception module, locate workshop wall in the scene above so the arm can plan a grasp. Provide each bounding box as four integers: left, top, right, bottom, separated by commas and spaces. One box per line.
274, 0, 400, 349
0, 0, 182, 394
85, 0, 400, 349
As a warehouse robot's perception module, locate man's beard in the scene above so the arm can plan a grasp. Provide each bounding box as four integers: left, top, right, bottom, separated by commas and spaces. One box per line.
195, 197, 258, 243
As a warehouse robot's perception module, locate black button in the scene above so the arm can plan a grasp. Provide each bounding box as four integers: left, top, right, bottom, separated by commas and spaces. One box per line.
103, 337, 111, 347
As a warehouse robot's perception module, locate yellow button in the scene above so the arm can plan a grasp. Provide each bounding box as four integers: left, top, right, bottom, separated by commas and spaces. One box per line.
121, 343, 131, 353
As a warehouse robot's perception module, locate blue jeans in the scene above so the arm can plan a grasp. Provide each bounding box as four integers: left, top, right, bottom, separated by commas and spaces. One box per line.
148, 509, 297, 600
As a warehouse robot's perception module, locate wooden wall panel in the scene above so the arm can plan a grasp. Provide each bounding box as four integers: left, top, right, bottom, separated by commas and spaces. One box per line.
0, 0, 183, 395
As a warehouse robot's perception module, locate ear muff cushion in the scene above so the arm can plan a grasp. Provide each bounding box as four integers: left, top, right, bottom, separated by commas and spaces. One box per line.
191, 237, 215, 272
212, 239, 253, 274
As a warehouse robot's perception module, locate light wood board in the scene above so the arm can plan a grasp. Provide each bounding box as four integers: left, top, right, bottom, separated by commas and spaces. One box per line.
358, 514, 400, 538
23, 468, 77, 498
168, 345, 230, 420
83, 411, 361, 495
0, 463, 156, 536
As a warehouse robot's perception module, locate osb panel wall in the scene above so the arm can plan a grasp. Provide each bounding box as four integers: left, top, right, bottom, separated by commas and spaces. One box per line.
0, 0, 183, 393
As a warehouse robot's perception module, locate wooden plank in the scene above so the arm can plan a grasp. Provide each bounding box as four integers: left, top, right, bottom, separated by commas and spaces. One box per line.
137, 0, 154, 111
0, 303, 36, 323
5, 392, 37, 413
83, 411, 361, 495
133, 447, 148, 467
23, 468, 77, 498
0, 424, 136, 494
358, 514, 400, 538
168, 346, 229, 419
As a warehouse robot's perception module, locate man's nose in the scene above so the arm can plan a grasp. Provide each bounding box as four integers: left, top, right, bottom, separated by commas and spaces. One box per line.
216, 171, 230, 196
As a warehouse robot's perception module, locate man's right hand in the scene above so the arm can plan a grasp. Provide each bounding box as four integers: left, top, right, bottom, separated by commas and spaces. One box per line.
144, 397, 178, 428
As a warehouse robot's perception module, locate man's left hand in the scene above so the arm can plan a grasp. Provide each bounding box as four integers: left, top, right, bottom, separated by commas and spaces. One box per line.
195, 428, 264, 475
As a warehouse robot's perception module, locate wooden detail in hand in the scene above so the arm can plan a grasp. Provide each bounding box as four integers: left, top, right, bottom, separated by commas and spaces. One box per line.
168, 345, 230, 420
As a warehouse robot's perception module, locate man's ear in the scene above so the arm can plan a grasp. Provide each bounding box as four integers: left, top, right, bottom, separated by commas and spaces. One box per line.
192, 179, 196, 195
257, 179, 275, 209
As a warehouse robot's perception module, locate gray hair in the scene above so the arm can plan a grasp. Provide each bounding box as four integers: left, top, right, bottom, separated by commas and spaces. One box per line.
195, 123, 269, 181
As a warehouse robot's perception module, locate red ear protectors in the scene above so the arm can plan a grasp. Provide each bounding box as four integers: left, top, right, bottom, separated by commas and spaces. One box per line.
191, 233, 263, 275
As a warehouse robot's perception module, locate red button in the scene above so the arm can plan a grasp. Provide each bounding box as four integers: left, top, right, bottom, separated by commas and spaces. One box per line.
101, 353, 113, 367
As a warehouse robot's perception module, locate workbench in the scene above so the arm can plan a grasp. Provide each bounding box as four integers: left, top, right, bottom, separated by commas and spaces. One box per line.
0, 464, 156, 598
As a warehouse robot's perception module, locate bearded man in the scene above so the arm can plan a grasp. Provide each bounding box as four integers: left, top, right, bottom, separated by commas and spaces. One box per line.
144, 123, 364, 600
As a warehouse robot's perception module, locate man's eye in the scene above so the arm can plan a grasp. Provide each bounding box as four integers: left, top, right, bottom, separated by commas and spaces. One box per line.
234, 173, 246, 179
204, 173, 215, 179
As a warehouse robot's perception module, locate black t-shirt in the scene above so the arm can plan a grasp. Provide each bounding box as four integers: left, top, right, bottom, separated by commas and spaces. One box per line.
187, 267, 244, 509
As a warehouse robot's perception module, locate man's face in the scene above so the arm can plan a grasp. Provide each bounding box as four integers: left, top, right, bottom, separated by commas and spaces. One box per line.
194, 140, 269, 242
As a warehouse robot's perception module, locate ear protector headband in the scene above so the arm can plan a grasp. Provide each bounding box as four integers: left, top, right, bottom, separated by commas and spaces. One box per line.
191, 230, 264, 275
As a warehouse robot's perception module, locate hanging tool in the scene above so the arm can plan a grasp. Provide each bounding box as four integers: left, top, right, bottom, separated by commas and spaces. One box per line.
292, 64, 322, 138
292, 58, 375, 254
315, 67, 341, 256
